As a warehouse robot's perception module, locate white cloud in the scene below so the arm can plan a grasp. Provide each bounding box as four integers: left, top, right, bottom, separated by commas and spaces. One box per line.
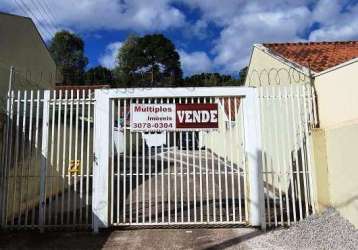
99, 41, 123, 69
178, 49, 213, 76
1, 0, 186, 36
212, 5, 311, 72
309, 1, 358, 41
2, 0, 358, 73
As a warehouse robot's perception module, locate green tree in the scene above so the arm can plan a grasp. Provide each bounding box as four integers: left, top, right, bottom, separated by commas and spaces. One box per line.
183, 71, 245, 87
49, 30, 88, 84
114, 34, 182, 87
84, 66, 113, 85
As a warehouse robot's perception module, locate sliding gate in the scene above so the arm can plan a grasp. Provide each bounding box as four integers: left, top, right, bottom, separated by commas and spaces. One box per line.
92, 88, 263, 232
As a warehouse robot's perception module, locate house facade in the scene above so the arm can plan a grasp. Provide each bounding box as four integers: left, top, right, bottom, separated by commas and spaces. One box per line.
245, 41, 358, 227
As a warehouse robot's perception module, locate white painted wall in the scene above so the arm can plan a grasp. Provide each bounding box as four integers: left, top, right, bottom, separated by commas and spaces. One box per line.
314, 61, 358, 128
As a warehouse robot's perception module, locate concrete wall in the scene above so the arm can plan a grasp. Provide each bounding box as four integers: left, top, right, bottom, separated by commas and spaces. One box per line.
0, 13, 56, 105
312, 125, 358, 228
314, 61, 358, 128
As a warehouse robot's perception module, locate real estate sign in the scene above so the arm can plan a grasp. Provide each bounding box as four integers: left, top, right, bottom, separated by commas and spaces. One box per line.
130, 103, 218, 131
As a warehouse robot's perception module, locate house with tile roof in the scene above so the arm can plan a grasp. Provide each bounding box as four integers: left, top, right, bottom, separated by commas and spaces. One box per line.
245, 41, 358, 128
245, 41, 358, 228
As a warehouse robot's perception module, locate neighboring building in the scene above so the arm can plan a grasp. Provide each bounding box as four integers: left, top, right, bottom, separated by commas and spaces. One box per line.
0, 12, 57, 99
245, 41, 358, 128
245, 41, 358, 228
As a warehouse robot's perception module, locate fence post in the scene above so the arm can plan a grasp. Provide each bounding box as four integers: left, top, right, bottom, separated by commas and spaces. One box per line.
92, 90, 110, 233
39, 90, 50, 232
243, 88, 266, 230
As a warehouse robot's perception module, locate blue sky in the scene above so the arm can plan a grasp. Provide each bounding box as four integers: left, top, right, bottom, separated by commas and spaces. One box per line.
2, 0, 358, 76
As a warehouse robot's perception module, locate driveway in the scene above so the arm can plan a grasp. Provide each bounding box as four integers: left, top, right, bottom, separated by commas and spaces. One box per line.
0, 228, 261, 250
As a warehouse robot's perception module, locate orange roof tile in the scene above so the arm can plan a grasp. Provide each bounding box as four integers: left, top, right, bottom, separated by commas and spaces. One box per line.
262, 41, 358, 72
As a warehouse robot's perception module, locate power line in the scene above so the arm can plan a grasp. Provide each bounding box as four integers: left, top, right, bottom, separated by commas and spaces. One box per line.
40, 0, 59, 31
14, 0, 54, 39
29, 0, 58, 35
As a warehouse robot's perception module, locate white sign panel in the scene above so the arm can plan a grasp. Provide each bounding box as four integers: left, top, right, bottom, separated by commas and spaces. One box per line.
131, 104, 176, 131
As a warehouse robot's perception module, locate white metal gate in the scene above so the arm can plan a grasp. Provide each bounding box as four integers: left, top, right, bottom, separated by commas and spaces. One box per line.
92, 88, 263, 231
258, 84, 317, 227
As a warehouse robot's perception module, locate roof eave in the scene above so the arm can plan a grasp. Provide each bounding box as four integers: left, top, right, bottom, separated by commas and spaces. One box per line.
314, 57, 358, 77
255, 43, 317, 77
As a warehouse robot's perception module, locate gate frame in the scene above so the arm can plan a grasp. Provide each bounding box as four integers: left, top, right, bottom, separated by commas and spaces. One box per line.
92, 87, 265, 232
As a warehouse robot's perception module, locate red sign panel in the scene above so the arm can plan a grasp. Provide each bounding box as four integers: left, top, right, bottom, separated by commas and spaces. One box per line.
176, 103, 218, 129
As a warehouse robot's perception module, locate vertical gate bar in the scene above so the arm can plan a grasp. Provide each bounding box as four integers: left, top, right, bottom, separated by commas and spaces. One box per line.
191, 97, 197, 223
290, 85, 303, 220
258, 88, 268, 225
148, 98, 152, 223
278, 86, 291, 225
272, 86, 284, 226
173, 98, 177, 223
197, 97, 203, 223
39, 90, 50, 230
284, 86, 296, 224
73, 90, 80, 224
48, 91, 55, 225
217, 98, 223, 222
235, 97, 242, 222
294, 85, 304, 220
61, 90, 68, 225
203, 98, 209, 222
4, 91, 15, 226
117, 98, 121, 224
86, 90, 91, 225
179, 98, 184, 223
268, 87, 278, 226
154, 98, 158, 223
55, 90, 62, 225
24, 90, 34, 226
33, 90, 40, 226
12, 91, 21, 226
297, 85, 309, 217
135, 98, 139, 224
123, 99, 127, 223
160, 98, 165, 223
210, 97, 216, 222
167, 98, 171, 223
129, 98, 133, 223
79, 89, 85, 224
110, 99, 114, 225
263, 86, 274, 226
228, 98, 236, 222
19, 90, 28, 226
185, 98, 190, 222
221, 98, 229, 222
142, 99, 145, 223
240, 98, 249, 223
303, 85, 316, 214
67, 90, 74, 224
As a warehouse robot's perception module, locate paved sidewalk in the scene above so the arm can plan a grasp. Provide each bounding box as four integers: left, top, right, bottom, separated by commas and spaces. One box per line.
0, 228, 261, 250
